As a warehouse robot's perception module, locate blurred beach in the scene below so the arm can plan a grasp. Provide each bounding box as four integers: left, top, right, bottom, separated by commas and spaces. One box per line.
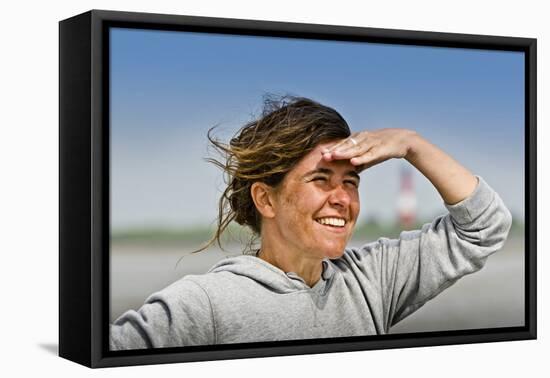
110, 229, 524, 334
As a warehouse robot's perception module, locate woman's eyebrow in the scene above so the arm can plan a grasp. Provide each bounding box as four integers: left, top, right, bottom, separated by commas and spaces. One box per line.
303, 168, 360, 182
303, 168, 332, 177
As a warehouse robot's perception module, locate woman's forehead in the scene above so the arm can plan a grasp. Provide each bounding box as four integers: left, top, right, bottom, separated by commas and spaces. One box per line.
295, 143, 356, 174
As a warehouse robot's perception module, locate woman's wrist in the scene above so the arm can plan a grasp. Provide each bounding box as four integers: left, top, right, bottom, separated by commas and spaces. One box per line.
403, 130, 424, 162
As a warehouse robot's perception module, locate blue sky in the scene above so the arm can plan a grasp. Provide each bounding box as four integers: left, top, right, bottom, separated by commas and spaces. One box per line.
110, 27, 525, 230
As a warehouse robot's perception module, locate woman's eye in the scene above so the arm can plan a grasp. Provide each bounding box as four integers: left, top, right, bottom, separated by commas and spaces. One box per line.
312, 177, 328, 182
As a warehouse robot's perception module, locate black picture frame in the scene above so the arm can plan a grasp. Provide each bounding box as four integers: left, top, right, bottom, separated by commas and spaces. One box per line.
59, 9, 537, 368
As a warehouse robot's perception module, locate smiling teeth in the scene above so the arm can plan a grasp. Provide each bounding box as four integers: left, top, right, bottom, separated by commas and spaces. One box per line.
316, 217, 346, 227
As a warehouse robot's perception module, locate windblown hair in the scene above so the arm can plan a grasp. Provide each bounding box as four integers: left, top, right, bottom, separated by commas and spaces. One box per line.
195, 94, 351, 254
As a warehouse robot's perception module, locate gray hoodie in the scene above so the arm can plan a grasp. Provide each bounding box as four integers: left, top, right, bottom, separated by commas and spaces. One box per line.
110, 176, 512, 350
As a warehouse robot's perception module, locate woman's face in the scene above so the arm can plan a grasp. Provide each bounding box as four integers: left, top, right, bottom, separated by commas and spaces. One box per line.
270, 140, 361, 260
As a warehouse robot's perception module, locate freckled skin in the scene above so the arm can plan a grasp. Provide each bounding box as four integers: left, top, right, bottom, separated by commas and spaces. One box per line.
269, 141, 361, 261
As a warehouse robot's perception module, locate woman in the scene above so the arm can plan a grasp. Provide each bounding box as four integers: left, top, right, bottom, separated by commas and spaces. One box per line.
110, 96, 512, 350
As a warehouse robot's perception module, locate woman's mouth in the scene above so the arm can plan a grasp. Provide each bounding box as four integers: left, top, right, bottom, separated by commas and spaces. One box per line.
315, 217, 346, 228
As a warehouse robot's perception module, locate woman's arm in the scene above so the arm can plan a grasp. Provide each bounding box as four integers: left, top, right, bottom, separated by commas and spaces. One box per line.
405, 132, 478, 205
321, 128, 477, 205
109, 278, 215, 350
323, 128, 512, 330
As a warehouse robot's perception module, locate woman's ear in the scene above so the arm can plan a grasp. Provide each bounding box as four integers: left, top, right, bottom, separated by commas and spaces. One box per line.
250, 182, 276, 219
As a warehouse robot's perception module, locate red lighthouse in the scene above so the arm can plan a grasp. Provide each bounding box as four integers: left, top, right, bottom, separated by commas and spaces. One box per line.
397, 167, 417, 229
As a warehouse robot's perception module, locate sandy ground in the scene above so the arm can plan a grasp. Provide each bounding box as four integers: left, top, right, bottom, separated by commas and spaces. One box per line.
110, 235, 525, 334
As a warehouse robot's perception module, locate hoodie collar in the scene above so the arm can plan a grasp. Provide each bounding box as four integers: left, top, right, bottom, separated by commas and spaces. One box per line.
207, 254, 335, 294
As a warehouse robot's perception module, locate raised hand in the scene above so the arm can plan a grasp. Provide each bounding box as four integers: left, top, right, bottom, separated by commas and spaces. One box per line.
321, 128, 417, 171
321, 128, 477, 205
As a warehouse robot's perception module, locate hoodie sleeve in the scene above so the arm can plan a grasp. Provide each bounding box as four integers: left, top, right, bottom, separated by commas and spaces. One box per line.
346, 176, 512, 332
109, 278, 216, 350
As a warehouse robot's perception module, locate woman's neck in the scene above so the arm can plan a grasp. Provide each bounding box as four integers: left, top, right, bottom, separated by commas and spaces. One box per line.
257, 244, 323, 288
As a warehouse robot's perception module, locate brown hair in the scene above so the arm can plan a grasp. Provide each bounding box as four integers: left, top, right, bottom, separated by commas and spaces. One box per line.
195, 94, 351, 254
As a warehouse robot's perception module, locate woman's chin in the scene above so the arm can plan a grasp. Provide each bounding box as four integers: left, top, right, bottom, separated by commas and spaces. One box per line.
321, 247, 346, 259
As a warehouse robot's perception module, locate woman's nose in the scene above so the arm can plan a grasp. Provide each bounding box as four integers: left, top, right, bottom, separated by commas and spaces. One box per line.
328, 185, 351, 208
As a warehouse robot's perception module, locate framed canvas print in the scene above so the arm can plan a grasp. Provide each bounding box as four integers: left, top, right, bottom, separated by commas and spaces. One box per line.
59, 9, 537, 368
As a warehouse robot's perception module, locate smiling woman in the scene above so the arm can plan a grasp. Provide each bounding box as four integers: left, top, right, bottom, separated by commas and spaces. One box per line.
109, 95, 512, 350
251, 141, 362, 284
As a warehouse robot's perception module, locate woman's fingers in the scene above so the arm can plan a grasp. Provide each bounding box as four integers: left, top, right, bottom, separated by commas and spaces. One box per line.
322, 128, 412, 169
322, 136, 356, 155
350, 149, 376, 166
350, 146, 390, 170
333, 141, 372, 159
322, 133, 371, 161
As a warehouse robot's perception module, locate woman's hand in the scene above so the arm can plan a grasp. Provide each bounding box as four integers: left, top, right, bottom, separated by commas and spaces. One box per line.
321, 128, 418, 171
322, 128, 478, 205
